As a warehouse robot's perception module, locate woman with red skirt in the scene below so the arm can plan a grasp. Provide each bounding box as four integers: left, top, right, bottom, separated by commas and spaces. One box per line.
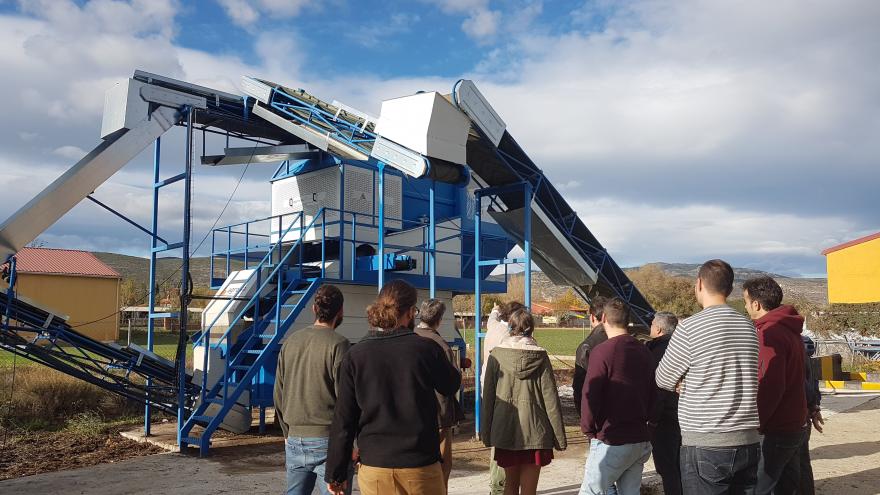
481, 309, 567, 495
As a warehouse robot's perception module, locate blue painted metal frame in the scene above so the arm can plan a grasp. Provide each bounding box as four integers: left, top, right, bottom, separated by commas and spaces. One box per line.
145, 137, 162, 436
209, 207, 511, 294
268, 86, 378, 158
473, 181, 534, 438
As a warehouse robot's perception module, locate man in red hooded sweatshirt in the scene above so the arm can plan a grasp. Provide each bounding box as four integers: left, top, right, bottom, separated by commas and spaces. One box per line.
743, 276, 808, 495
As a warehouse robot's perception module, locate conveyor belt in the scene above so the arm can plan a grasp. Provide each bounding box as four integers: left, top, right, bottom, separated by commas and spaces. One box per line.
0, 290, 197, 416
453, 81, 654, 324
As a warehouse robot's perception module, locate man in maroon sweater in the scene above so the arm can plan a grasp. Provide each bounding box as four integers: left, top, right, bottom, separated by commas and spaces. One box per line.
743, 276, 808, 495
578, 298, 656, 495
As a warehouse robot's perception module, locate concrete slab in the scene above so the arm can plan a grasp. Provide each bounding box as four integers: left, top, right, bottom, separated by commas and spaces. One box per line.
119, 421, 284, 454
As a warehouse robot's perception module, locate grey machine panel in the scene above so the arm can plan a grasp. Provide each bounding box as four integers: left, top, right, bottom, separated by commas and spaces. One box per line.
489, 201, 598, 288
0, 105, 182, 262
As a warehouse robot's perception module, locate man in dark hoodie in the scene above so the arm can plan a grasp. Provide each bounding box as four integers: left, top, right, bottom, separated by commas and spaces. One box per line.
743, 276, 808, 495
573, 296, 608, 418
646, 312, 681, 495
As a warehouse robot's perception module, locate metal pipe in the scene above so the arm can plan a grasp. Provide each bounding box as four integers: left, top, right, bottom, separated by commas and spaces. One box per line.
144, 136, 160, 437
524, 183, 532, 307
86, 195, 168, 245
377, 163, 385, 291
429, 181, 436, 298
350, 213, 356, 280
177, 107, 193, 449
473, 191, 482, 437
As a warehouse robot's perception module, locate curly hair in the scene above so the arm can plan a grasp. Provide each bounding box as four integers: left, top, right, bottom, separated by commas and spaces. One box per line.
313, 285, 343, 323
742, 276, 783, 311
366, 279, 418, 329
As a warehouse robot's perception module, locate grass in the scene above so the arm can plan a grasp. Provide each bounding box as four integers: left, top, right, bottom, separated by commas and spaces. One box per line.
0, 330, 193, 368
459, 327, 590, 357
0, 367, 147, 430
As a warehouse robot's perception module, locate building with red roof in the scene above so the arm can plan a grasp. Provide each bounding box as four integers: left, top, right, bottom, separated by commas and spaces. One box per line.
4, 247, 121, 341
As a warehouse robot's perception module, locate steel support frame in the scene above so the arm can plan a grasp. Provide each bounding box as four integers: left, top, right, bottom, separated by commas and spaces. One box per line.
491, 146, 652, 325
473, 181, 533, 438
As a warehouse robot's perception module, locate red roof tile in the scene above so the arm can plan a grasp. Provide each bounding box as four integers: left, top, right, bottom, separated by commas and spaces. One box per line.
821, 231, 880, 255
12, 248, 120, 278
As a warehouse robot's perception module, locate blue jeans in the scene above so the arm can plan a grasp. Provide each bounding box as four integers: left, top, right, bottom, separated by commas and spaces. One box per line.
285, 436, 352, 495
680, 444, 759, 495
579, 439, 652, 495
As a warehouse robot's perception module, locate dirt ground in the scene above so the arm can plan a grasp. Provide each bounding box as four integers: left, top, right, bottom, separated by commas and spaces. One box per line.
0, 392, 877, 494
0, 427, 162, 481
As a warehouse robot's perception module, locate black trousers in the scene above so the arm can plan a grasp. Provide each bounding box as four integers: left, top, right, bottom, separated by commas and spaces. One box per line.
652, 421, 682, 495
756, 430, 806, 495
798, 426, 815, 495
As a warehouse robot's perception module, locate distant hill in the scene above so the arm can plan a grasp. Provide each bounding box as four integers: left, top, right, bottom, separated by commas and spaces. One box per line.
93, 251, 827, 305
644, 262, 786, 281
497, 264, 827, 306
92, 252, 242, 289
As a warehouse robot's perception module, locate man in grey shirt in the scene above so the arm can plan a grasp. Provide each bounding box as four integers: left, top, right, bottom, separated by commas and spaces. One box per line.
274, 284, 352, 495
656, 259, 760, 494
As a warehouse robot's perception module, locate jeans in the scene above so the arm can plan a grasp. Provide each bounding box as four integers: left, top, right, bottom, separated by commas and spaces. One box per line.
680, 444, 760, 495
756, 430, 805, 495
285, 436, 352, 495
579, 439, 652, 495
651, 421, 682, 495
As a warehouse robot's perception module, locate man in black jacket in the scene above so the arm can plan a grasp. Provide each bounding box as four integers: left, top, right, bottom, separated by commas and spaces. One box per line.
799, 335, 824, 494
325, 280, 461, 495
646, 311, 681, 495
573, 296, 608, 418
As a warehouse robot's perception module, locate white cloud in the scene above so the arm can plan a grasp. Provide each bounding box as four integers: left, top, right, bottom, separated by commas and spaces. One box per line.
0, 0, 876, 277
426, 0, 501, 42
215, 0, 316, 28
216, 0, 259, 27
567, 197, 855, 275
461, 8, 500, 41
52, 145, 88, 160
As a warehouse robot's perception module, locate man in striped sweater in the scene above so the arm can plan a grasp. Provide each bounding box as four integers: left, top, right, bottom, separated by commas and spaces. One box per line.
656, 259, 761, 494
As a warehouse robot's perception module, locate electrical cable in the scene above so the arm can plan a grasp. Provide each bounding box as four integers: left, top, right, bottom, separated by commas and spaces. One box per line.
67, 141, 257, 330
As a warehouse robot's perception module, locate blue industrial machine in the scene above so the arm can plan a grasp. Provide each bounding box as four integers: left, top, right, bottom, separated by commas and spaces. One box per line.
0, 70, 653, 455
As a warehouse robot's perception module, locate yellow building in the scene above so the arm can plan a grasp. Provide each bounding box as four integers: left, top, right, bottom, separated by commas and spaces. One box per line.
823, 232, 880, 304
6, 247, 121, 341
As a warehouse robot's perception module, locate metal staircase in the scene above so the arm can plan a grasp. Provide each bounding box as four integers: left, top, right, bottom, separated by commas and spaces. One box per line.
179, 210, 328, 455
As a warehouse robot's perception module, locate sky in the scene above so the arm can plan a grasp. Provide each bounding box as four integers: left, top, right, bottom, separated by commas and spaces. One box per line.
0, 0, 877, 278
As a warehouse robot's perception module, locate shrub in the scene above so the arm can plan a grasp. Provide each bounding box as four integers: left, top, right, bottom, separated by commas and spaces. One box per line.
0, 368, 140, 429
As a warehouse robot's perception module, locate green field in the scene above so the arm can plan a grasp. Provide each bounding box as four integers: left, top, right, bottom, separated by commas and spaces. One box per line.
0, 327, 588, 369
459, 327, 589, 357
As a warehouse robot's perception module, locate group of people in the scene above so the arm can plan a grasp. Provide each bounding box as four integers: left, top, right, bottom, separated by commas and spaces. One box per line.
274, 280, 463, 495
273, 258, 823, 495
561, 259, 822, 495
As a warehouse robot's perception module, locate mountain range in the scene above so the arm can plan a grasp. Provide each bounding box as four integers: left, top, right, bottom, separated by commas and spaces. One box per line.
93, 253, 828, 305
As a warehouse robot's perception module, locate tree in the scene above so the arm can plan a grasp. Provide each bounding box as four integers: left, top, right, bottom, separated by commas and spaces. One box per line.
551, 288, 583, 325
625, 265, 701, 317
119, 278, 147, 307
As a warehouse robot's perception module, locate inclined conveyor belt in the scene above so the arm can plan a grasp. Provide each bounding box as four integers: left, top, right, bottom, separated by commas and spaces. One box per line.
0, 290, 196, 416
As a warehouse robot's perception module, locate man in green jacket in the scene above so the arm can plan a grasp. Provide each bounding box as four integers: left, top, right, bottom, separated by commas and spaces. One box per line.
274, 284, 352, 495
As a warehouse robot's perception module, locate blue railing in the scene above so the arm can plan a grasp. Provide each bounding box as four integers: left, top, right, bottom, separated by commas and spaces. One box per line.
210, 207, 511, 288
196, 210, 315, 408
